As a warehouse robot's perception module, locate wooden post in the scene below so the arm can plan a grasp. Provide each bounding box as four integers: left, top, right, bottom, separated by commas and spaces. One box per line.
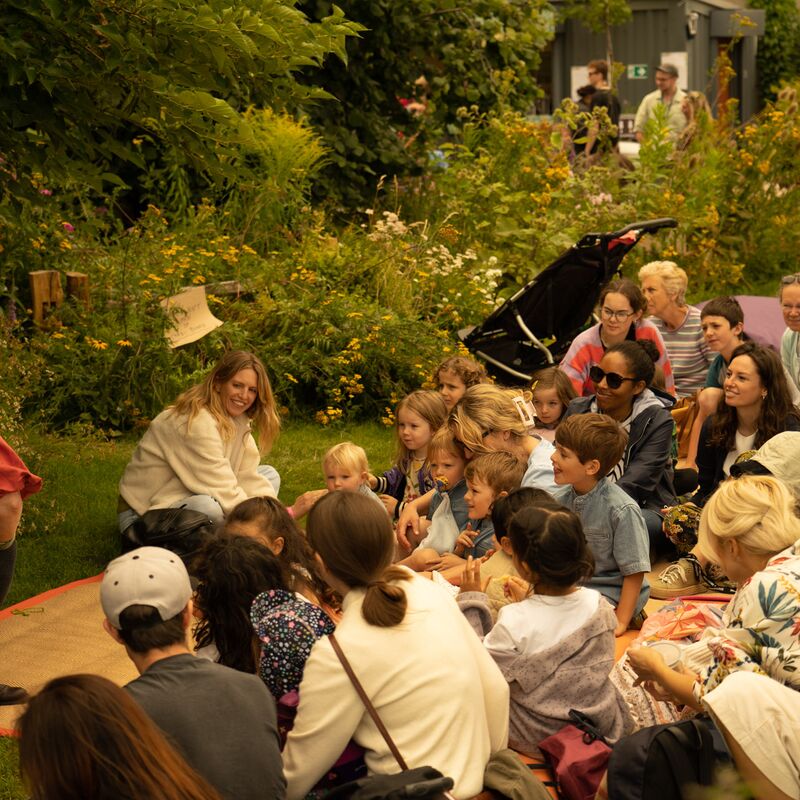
66, 272, 90, 308
29, 270, 63, 325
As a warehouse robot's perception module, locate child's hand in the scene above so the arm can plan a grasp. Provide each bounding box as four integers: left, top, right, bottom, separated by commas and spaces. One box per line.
453, 524, 475, 556
459, 556, 492, 595
409, 548, 442, 572
380, 494, 398, 517
368, 473, 378, 490
503, 576, 530, 603
614, 619, 629, 638
438, 553, 466, 570
291, 489, 328, 519
396, 505, 420, 550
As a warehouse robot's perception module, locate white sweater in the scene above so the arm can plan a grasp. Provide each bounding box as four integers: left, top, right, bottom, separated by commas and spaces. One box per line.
119, 407, 275, 515
283, 572, 509, 799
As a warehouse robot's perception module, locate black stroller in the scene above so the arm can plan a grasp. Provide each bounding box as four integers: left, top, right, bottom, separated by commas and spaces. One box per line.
461, 218, 678, 385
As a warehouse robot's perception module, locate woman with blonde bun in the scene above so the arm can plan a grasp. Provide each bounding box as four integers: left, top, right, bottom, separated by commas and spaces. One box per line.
628, 475, 800, 800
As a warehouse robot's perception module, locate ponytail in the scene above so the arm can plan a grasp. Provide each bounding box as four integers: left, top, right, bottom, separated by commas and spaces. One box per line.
362, 566, 410, 627
307, 493, 410, 628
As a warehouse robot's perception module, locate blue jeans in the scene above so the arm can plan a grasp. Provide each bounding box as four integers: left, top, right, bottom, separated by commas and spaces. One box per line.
118, 464, 281, 532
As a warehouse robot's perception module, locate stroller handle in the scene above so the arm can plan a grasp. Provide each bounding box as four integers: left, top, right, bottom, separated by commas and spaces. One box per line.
580, 217, 677, 243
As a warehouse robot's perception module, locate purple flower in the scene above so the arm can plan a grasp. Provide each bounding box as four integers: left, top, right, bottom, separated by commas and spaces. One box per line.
62, 222, 75, 233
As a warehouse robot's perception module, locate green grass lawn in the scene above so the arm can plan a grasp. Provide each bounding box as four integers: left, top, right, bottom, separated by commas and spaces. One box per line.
0, 421, 394, 798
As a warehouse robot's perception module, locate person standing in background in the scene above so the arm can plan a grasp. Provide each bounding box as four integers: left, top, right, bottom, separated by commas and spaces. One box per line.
634, 63, 687, 144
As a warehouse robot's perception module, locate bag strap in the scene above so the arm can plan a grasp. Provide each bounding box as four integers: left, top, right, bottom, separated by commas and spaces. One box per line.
328, 632, 409, 771
658, 722, 713, 789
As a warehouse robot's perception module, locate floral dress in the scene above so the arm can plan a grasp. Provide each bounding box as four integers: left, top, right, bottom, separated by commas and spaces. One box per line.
693, 538, 800, 702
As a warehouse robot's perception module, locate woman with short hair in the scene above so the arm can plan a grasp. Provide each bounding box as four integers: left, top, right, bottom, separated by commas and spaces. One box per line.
638, 261, 713, 398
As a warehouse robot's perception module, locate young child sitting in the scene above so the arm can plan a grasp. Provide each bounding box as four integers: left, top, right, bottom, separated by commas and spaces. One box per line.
399, 429, 470, 571
225, 496, 335, 609
434, 355, 490, 411
438, 451, 525, 571
480, 487, 555, 619
322, 442, 384, 509
371, 390, 448, 519
551, 413, 650, 636
457, 504, 632, 754
530, 367, 576, 442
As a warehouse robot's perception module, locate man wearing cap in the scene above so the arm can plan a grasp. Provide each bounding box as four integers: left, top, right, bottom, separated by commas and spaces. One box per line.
101, 547, 286, 800
633, 63, 687, 143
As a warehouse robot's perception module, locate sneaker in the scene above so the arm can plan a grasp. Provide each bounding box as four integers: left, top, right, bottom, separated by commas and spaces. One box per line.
650, 555, 705, 599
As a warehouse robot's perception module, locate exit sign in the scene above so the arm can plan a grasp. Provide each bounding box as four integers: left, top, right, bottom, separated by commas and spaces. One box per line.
627, 64, 649, 79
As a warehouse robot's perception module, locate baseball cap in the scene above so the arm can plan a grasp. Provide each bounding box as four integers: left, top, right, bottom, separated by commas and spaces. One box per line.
101, 546, 192, 629
730, 432, 800, 497
656, 63, 679, 77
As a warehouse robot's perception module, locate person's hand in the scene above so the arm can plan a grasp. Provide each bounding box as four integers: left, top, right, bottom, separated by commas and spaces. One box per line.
409, 548, 442, 572
614, 619, 629, 637
459, 556, 492, 595
396, 504, 420, 550
641, 680, 674, 703
290, 489, 328, 519
380, 494, 398, 517
438, 553, 465, 570
627, 646, 667, 685
503, 576, 530, 603
453, 524, 475, 556
368, 473, 378, 490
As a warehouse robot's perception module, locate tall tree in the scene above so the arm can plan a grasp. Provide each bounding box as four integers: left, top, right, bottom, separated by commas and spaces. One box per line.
562, 0, 631, 85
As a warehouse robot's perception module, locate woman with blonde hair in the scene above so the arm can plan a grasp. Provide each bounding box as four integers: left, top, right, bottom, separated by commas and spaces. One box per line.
628, 475, 800, 800
283, 492, 508, 799
119, 351, 318, 529
395, 384, 557, 549
638, 261, 713, 398
18, 674, 222, 800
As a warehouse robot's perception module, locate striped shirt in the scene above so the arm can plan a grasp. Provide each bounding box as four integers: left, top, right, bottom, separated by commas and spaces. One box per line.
649, 307, 713, 398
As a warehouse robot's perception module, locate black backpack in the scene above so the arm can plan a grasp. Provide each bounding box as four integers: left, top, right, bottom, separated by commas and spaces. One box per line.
607, 719, 715, 799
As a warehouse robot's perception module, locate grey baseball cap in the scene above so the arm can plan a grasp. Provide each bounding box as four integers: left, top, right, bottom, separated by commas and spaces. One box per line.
101, 547, 192, 629
656, 63, 679, 77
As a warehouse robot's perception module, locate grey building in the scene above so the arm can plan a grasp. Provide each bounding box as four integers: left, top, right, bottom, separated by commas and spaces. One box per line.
541, 0, 765, 122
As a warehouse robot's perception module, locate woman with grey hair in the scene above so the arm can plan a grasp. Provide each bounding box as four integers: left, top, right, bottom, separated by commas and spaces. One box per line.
639, 261, 713, 398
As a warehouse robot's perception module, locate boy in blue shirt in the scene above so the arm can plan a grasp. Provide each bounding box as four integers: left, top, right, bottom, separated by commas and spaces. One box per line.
551, 413, 650, 635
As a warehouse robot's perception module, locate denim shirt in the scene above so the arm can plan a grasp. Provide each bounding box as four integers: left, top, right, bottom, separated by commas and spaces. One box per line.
464, 516, 495, 559
553, 478, 650, 612
428, 479, 469, 532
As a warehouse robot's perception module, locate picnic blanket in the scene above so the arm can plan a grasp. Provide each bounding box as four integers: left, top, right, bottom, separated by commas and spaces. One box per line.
0, 575, 137, 735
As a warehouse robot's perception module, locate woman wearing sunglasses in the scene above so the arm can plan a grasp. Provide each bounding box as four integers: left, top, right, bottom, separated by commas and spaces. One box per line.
780, 272, 800, 394
560, 278, 675, 397
562, 339, 677, 549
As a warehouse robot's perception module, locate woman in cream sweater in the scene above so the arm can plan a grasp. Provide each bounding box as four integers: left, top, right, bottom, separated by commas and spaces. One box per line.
118, 351, 283, 530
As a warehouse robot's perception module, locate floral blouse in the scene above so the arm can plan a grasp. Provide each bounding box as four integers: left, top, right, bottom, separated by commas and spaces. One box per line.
693, 538, 800, 701
250, 589, 335, 700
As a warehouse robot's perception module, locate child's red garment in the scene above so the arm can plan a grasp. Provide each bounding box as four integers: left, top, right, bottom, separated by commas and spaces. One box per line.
0, 437, 42, 499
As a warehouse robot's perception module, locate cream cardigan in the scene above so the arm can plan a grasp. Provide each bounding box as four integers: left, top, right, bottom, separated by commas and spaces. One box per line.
283, 572, 509, 800
119, 407, 275, 515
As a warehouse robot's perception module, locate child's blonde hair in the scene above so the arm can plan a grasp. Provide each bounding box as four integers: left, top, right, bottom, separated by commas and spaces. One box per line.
395, 390, 448, 467
531, 367, 576, 421
323, 442, 369, 476
427, 427, 464, 460
434, 356, 490, 388
698, 475, 800, 562
464, 451, 525, 497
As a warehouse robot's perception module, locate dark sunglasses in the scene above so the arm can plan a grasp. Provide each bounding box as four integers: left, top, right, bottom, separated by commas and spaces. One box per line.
589, 365, 637, 390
